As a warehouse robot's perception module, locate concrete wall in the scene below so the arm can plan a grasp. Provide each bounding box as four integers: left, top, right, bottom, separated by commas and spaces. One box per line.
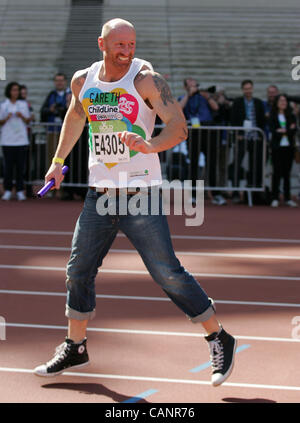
0, 0, 70, 5
0, 1, 71, 113
104, 0, 300, 7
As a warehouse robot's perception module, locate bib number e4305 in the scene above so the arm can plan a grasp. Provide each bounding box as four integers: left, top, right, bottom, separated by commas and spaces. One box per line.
92, 133, 130, 163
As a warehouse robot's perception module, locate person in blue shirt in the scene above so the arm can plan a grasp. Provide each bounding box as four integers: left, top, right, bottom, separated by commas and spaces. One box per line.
40, 73, 71, 168
178, 78, 217, 124
178, 78, 227, 205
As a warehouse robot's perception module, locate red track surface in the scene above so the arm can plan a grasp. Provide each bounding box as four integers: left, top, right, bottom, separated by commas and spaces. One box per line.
0, 197, 300, 403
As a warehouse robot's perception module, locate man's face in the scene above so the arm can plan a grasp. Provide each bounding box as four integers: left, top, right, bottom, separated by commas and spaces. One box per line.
185, 79, 198, 90
54, 76, 66, 91
20, 88, 27, 99
242, 83, 253, 99
99, 26, 136, 70
267, 86, 279, 103
185, 79, 199, 96
277, 95, 288, 110
10, 84, 20, 101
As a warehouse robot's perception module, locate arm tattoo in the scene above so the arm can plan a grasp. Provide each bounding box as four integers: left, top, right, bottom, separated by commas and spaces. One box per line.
152, 74, 174, 106
74, 96, 86, 118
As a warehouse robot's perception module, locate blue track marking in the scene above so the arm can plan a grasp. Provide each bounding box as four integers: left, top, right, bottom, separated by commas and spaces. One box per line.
189, 344, 251, 373
121, 389, 158, 403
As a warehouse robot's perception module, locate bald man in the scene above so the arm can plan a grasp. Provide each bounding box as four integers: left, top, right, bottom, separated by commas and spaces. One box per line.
34, 18, 236, 387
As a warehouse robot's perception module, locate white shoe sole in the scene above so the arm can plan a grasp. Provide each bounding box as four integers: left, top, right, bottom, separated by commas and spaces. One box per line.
34, 360, 90, 377
211, 338, 237, 387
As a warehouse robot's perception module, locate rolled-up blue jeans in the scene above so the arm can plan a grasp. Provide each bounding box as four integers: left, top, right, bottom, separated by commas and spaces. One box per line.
65, 188, 215, 323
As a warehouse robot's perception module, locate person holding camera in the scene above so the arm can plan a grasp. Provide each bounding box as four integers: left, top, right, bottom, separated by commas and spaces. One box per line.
40, 73, 71, 168
178, 78, 227, 205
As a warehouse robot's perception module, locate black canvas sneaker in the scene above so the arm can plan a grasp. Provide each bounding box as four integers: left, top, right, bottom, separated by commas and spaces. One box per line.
205, 327, 236, 387
34, 338, 89, 377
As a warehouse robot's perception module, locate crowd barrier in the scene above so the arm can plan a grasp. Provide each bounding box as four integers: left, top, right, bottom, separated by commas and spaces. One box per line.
0, 122, 281, 207
165, 125, 267, 206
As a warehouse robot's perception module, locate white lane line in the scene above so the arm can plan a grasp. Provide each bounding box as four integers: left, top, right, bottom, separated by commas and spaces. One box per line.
1, 289, 300, 309
0, 366, 299, 391
0, 229, 73, 235
0, 245, 70, 252
0, 264, 299, 281
1, 244, 299, 260
0, 289, 168, 301
1, 229, 300, 244
4, 322, 299, 343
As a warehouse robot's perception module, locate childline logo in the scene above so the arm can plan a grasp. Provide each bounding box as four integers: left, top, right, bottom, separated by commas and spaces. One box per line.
0, 56, 6, 81
0, 316, 6, 340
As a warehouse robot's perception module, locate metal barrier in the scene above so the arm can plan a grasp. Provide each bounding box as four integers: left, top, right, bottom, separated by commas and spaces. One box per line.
26, 122, 89, 189
1, 123, 268, 206
165, 125, 267, 206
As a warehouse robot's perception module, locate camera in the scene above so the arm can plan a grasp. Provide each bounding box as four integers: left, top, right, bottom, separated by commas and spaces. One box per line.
207, 85, 216, 94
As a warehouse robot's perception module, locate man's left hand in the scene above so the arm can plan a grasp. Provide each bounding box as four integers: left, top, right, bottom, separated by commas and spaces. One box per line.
118, 131, 153, 154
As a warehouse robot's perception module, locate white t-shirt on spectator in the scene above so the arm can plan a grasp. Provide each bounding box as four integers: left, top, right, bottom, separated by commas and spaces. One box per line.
0, 99, 30, 146
278, 113, 290, 147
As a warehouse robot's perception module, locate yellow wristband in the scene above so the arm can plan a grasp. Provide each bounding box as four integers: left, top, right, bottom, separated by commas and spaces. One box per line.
52, 157, 64, 165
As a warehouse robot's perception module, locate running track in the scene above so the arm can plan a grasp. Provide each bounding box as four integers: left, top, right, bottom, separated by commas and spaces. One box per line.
0, 196, 300, 403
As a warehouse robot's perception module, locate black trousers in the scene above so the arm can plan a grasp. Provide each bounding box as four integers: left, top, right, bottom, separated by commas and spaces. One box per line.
229, 137, 264, 189
2, 145, 28, 191
271, 147, 294, 201
188, 127, 220, 196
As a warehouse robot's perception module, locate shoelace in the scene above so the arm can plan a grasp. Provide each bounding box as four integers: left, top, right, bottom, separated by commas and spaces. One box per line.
46, 342, 71, 367
208, 338, 224, 372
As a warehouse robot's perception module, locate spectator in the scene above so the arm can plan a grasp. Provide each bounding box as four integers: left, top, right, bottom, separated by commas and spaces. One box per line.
178, 78, 227, 205
0, 82, 31, 201
40, 73, 72, 198
40, 73, 71, 167
19, 84, 35, 121
264, 85, 279, 120
230, 79, 265, 203
19, 84, 35, 197
167, 139, 190, 181
269, 94, 298, 207
212, 85, 232, 126
212, 86, 233, 194
263, 85, 279, 146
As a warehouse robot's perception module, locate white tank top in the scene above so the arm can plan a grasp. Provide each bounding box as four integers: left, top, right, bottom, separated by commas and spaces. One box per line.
79, 58, 162, 188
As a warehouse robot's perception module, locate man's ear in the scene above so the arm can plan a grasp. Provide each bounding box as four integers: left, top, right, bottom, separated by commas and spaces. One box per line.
98, 37, 104, 52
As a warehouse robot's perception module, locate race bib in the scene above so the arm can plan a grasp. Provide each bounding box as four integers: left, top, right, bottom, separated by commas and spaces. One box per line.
92, 132, 130, 163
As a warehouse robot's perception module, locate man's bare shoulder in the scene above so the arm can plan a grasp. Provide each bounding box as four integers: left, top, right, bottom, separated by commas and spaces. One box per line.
71, 69, 89, 94
133, 66, 152, 93
135, 69, 174, 107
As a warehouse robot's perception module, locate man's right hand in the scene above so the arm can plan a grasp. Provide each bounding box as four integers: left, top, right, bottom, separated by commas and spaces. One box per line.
45, 163, 65, 190
187, 85, 198, 97
49, 103, 57, 114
